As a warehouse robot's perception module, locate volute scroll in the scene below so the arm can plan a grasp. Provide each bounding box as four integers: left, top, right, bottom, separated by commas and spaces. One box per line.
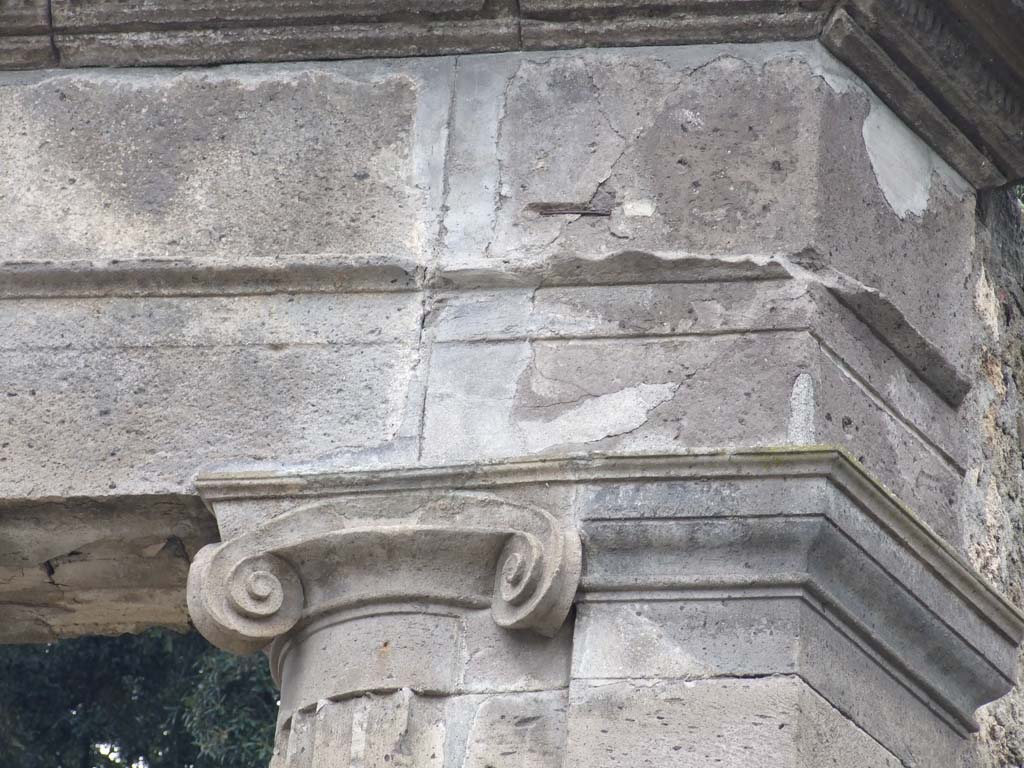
187, 547, 304, 655
186, 490, 582, 654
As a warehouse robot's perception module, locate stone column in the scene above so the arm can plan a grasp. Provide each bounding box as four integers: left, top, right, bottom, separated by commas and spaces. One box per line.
187, 451, 1022, 768
187, 468, 582, 767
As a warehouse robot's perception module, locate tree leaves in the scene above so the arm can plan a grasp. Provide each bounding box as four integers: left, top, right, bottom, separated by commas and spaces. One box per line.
0, 630, 276, 768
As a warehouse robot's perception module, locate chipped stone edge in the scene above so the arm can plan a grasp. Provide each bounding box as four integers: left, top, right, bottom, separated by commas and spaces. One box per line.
0, 257, 423, 299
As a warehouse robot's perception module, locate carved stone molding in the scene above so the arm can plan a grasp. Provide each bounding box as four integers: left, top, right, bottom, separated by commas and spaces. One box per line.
187, 449, 1023, 766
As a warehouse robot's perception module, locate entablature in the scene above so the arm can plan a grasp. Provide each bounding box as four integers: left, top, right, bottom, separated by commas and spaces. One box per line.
3, 0, 1023, 188
189, 448, 1024, 759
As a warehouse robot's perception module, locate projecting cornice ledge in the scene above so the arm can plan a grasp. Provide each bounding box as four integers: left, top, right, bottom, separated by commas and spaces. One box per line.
187, 448, 1024, 752
2, 1, 1023, 187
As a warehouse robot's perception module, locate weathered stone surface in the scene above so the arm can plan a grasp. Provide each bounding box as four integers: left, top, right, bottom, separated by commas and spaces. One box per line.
273, 689, 567, 768
1, 34, 1022, 768
563, 677, 903, 768
4, 0, 1022, 194
0, 292, 424, 499
956, 192, 1024, 768
0, 44, 1003, 648
442, 48, 822, 273
832, 0, 1024, 183
519, 1, 826, 50
418, 276, 965, 536
0, 494, 216, 641
812, 69, 980, 377
820, 8, 1006, 189
569, 455, 1020, 765
421, 332, 812, 461
48, 0, 520, 67
0, 60, 450, 266
0, 0, 53, 69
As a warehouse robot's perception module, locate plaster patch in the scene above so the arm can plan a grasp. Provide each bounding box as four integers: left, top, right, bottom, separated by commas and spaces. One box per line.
799, 42, 971, 217
624, 199, 656, 217
862, 105, 934, 219
787, 372, 815, 444
861, 101, 971, 219
520, 382, 678, 451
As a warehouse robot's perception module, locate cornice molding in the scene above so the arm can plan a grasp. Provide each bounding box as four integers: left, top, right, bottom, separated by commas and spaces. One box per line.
0, 258, 420, 299
825, 0, 1024, 186
195, 447, 1022, 641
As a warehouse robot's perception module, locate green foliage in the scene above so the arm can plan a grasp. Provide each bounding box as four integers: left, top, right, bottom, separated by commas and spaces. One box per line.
0, 630, 277, 768
184, 651, 278, 766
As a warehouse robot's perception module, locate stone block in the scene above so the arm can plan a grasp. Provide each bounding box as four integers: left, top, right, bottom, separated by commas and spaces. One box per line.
0, 493, 216, 640
428, 278, 815, 343
442, 48, 824, 276
814, 71, 981, 377
0, 59, 450, 266
0, 292, 423, 498
50, 1, 518, 67
519, 2, 827, 50
271, 603, 571, 718
812, 344, 963, 540
421, 271, 968, 535
275, 689, 567, 768
437, 43, 982, 388
562, 677, 903, 768
573, 459, 1023, 765
421, 332, 814, 464
457, 690, 568, 768
0, 0, 52, 69
51, 0, 494, 30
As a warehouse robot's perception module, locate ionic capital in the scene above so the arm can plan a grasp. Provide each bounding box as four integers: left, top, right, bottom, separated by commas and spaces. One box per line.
187, 484, 582, 656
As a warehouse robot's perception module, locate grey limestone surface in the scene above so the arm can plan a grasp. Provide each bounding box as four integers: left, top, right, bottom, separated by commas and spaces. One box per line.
1, 36, 1023, 768
0, 60, 450, 266
6, 0, 1023, 196
274, 688, 567, 768
563, 676, 903, 768
0, 42, 1002, 646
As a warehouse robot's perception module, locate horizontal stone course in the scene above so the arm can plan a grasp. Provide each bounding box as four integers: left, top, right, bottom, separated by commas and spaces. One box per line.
0, 61, 450, 267
2, 0, 1021, 189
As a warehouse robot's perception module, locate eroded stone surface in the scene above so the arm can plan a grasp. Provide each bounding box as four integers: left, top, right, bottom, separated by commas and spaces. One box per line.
274, 689, 568, 768
0, 60, 449, 266
2, 39, 1023, 768
0, 292, 424, 497
563, 677, 903, 768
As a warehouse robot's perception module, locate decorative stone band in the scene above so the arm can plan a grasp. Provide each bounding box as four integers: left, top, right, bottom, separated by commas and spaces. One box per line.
3, 1, 1023, 188
189, 449, 1023, 763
